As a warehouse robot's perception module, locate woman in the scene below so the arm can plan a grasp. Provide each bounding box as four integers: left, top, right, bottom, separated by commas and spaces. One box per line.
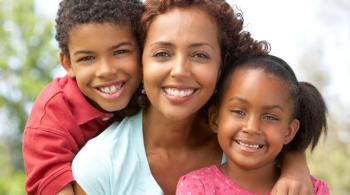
73, 1, 312, 194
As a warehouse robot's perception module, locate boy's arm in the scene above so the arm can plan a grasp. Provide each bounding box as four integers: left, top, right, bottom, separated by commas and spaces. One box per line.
57, 183, 74, 195
271, 151, 313, 195
73, 182, 87, 195
23, 127, 75, 195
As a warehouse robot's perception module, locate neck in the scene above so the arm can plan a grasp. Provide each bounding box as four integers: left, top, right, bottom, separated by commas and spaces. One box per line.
142, 107, 196, 150
222, 161, 279, 194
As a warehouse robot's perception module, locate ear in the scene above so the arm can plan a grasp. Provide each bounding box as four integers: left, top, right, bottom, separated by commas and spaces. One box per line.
208, 106, 219, 133
59, 52, 75, 77
284, 119, 300, 144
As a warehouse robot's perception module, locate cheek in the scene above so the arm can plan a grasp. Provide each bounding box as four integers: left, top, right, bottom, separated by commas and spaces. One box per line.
197, 65, 220, 90
74, 66, 94, 80
217, 113, 238, 136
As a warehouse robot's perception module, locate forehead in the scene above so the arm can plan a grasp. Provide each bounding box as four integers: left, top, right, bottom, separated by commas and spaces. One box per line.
68, 22, 135, 48
223, 68, 292, 105
145, 7, 219, 47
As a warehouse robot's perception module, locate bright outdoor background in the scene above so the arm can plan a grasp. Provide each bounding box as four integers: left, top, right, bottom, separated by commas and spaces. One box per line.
0, 0, 349, 194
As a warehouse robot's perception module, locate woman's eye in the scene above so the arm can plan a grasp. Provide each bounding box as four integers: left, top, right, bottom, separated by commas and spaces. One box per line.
152, 51, 171, 58
77, 56, 95, 62
191, 52, 210, 62
193, 53, 209, 59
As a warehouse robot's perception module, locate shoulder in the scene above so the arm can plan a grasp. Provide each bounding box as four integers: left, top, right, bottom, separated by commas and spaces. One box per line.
177, 165, 217, 194
72, 111, 144, 194
26, 76, 76, 128
311, 176, 330, 195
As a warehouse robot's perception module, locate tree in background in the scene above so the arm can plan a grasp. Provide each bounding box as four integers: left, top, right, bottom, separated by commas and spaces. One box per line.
0, 0, 57, 193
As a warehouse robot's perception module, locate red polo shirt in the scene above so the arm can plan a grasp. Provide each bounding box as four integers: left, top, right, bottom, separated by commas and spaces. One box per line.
23, 76, 114, 195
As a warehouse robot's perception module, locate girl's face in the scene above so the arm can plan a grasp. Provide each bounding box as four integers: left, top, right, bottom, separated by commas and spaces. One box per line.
210, 68, 299, 170
142, 7, 221, 120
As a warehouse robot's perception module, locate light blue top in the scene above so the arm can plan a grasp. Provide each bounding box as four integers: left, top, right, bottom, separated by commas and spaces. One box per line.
72, 111, 163, 195
72, 110, 226, 195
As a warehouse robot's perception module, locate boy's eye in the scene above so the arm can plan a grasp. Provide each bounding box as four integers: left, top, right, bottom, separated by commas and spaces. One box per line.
77, 56, 95, 62
113, 49, 129, 56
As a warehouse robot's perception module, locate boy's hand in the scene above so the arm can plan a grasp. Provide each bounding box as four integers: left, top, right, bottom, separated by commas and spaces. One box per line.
271, 151, 313, 195
57, 183, 74, 195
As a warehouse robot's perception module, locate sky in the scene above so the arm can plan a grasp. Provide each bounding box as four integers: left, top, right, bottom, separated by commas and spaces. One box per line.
34, 0, 350, 131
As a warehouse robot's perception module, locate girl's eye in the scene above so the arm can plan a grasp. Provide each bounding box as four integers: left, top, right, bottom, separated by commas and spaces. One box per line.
230, 109, 246, 118
263, 115, 279, 121
77, 56, 95, 62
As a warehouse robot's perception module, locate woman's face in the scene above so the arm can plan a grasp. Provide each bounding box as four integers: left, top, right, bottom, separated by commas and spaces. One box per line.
142, 7, 221, 120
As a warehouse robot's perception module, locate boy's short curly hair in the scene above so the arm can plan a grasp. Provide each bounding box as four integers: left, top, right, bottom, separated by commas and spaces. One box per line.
55, 0, 143, 57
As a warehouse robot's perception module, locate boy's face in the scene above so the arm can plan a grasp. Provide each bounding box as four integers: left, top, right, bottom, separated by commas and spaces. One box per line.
61, 22, 141, 112
210, 68, 299, 171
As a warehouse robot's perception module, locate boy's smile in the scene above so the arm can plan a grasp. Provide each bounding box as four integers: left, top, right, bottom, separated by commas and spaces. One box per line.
61, 22, 141, 112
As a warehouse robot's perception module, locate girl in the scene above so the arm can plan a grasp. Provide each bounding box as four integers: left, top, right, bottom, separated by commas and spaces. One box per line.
72, 1, 314, 194
176, 54, 329, 194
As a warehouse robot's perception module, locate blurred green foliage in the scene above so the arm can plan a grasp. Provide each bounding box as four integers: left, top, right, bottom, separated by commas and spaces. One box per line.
0, 145, 25, 195
0, 0, 58, 193
307, 121, 350, 194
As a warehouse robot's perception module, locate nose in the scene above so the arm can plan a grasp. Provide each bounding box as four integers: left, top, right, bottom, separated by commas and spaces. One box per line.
96, 57, 117, 77
242, 115, 261, 135
170, 55, 191, 78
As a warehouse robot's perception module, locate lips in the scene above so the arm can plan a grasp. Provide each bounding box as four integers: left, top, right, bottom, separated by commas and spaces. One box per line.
235, 139, 264, 149
163, 87, 196, 97
97, 82, 124, 94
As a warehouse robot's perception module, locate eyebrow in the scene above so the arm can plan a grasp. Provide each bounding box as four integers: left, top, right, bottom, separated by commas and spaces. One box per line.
149, 41, 214, 49
264, 105, 284, 112
73, 41, 133, 56
228, 96, 284, 112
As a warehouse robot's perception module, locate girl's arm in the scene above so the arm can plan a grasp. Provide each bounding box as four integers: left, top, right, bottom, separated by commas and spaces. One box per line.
271, 151, 313, 195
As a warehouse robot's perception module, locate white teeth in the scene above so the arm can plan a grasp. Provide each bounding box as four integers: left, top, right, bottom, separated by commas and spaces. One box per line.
236, 140, 263, 149
164, 88, 194, 97
99, 83, 122, 94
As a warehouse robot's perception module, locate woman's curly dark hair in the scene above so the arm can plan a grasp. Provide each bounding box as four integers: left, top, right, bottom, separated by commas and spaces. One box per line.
55, 0, 143, 57
139, 0, 270, 116
140, 0, 270, 69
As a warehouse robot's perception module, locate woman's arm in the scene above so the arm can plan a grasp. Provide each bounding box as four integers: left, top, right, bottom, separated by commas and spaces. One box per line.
271, 151, 313, 195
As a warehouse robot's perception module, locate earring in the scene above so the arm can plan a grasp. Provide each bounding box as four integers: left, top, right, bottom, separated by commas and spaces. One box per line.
141, 80, 145, 94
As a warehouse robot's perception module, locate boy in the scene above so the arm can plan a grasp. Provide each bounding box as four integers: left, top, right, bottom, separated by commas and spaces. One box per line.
22, 0, 143, 194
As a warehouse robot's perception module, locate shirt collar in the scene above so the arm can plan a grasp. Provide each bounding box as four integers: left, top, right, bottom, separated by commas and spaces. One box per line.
62, 76, 113, 125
